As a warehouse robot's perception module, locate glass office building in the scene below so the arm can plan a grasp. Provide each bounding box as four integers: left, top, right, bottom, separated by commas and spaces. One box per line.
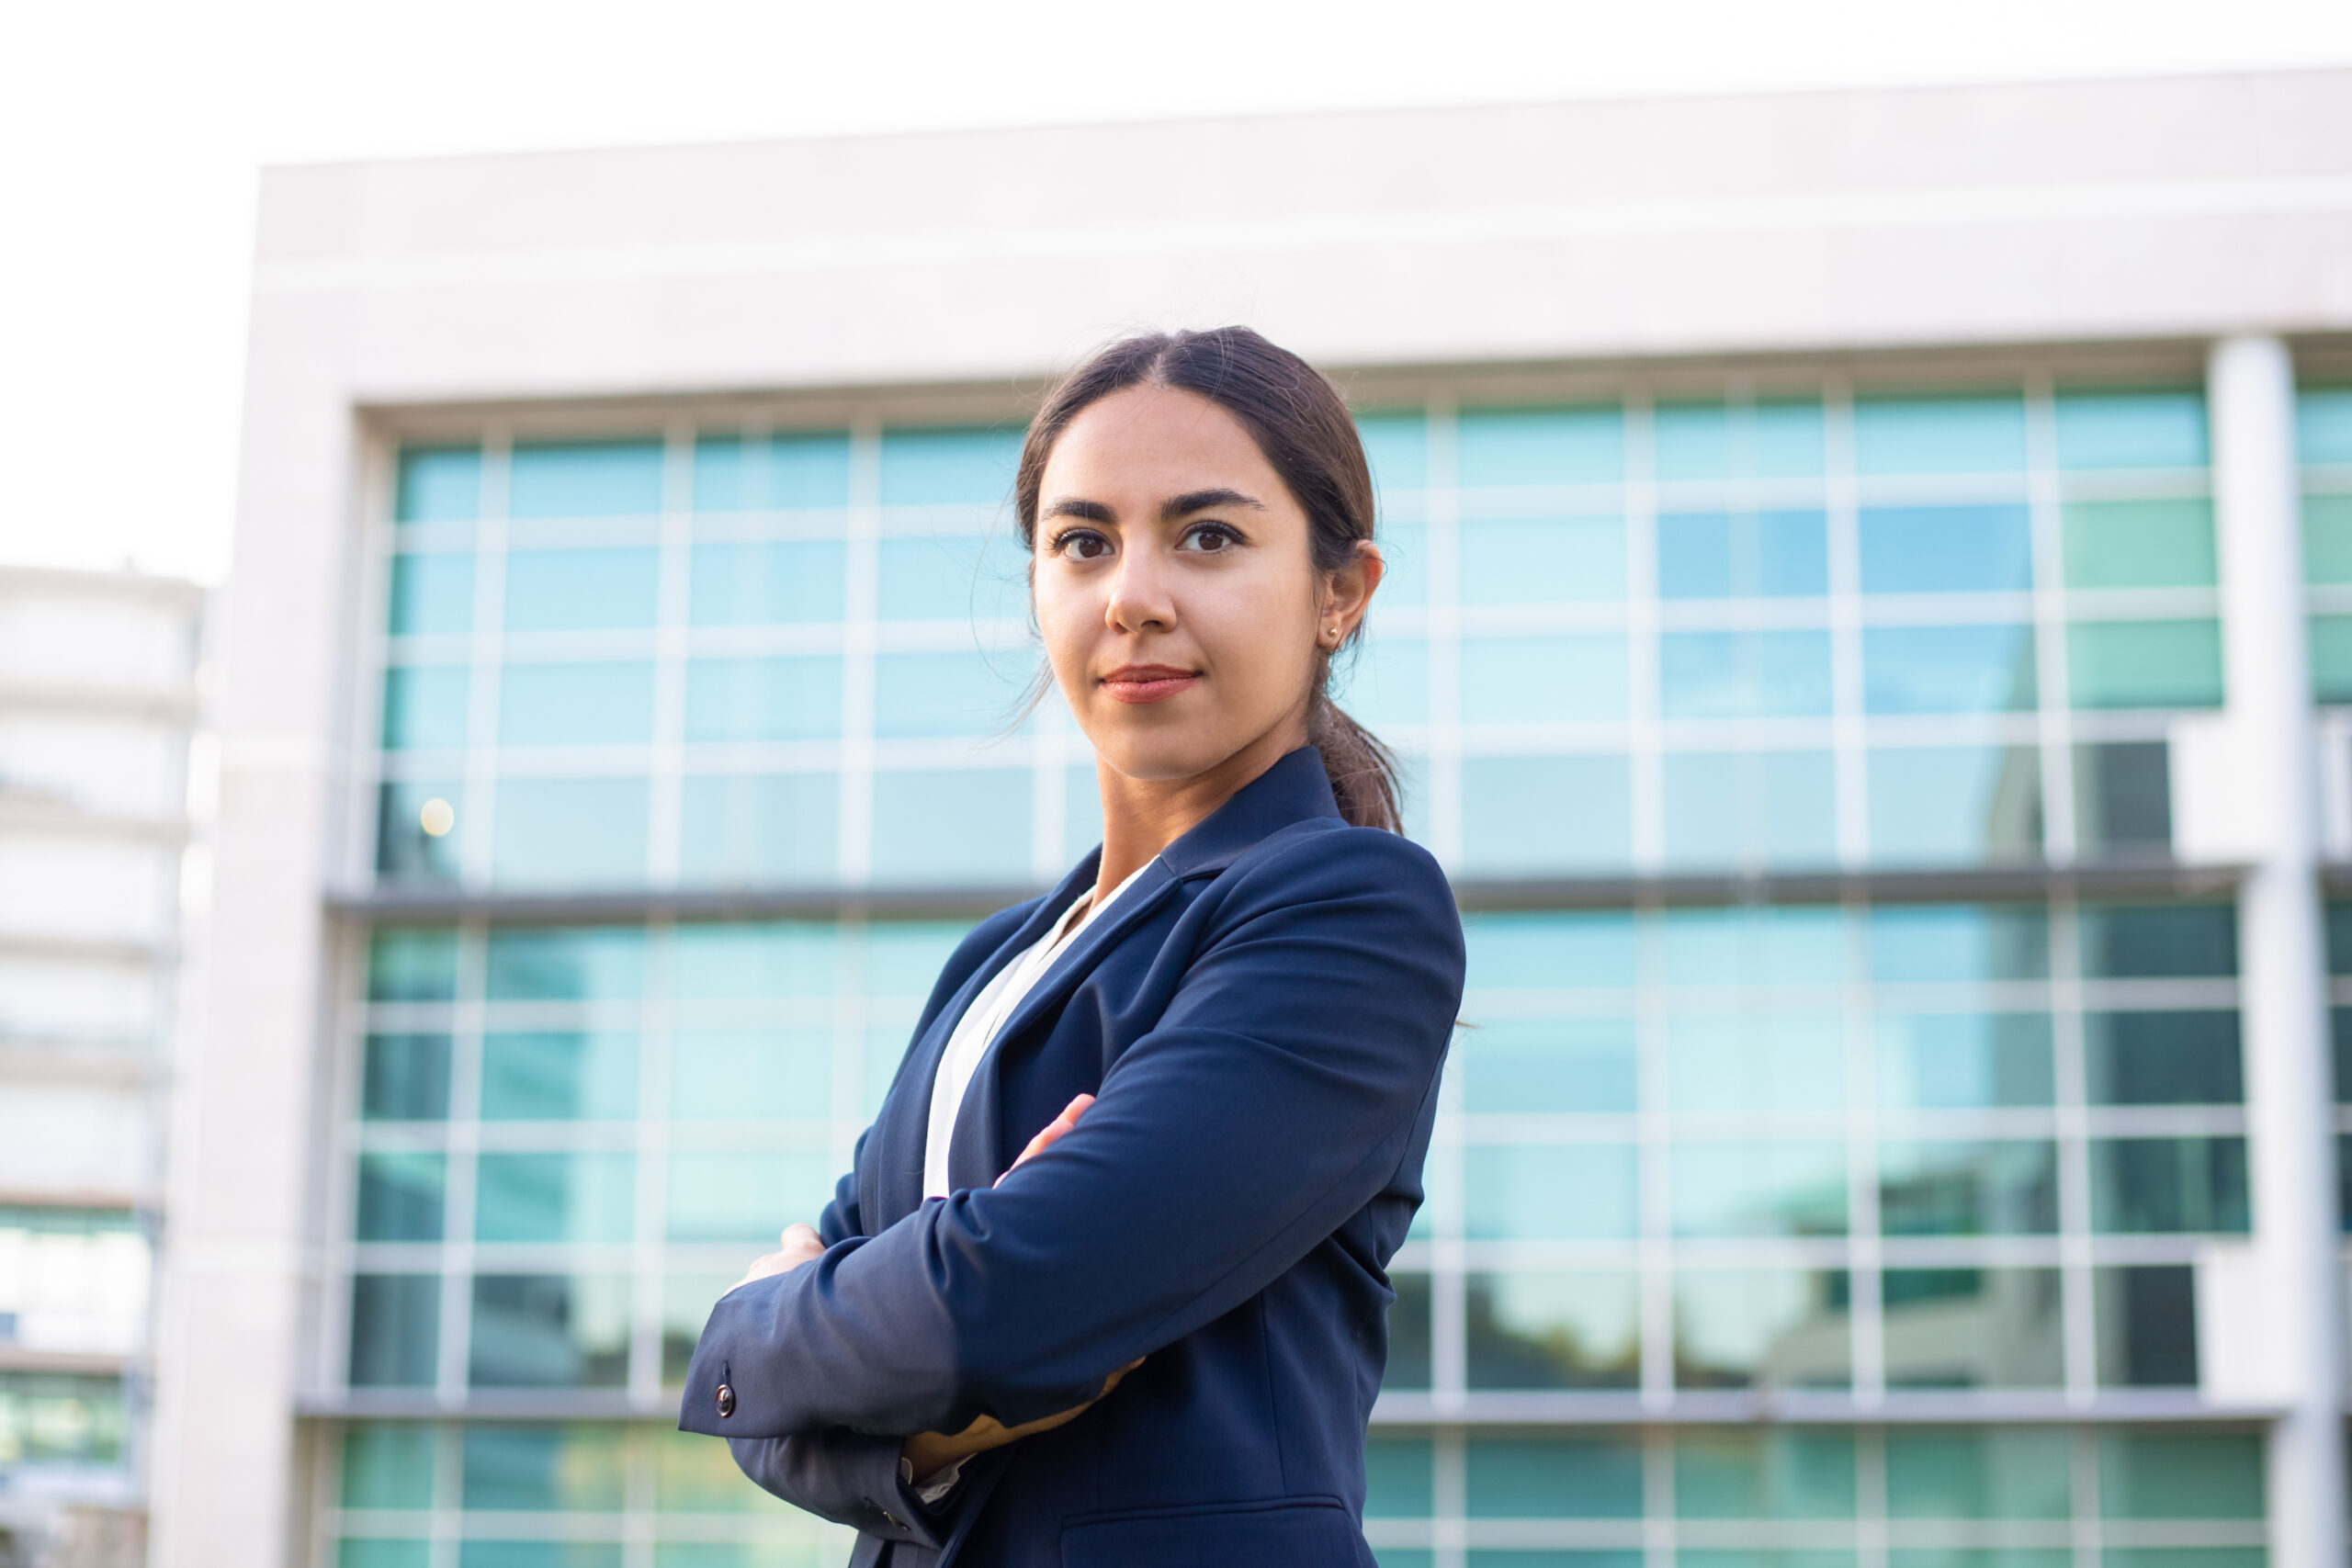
171, 69, 2352, 1568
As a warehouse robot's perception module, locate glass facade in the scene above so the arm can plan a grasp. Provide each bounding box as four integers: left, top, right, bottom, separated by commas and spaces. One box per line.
329, 383, 2267, 1566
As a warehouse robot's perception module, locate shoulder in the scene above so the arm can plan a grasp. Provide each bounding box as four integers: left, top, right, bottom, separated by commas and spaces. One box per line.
1199, 823, 1463, 958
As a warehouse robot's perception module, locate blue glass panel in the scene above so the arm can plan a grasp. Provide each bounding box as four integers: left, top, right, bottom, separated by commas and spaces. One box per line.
1867, 747, 2041, 864
1465, 1435, 1644, 1517
666, 1151, 836, 1242
1377, 519, 1428, 608
481, 1031, 638, 1120
1654, 400, 1826, 481
498, 662, 656, 746
348, 1275, 438, 1387
1659, 631, 1833, 719
1667, 1012, 1844, 1113
503, 547, 661, 633
1459, 516, 1625, 604
1659, 906, 1848, 987
1675, 1431, 1858, 1518
382, 666, 470, 750
868, 768, 1032, 885
368, 929, 458, 1002
1862, 624, 2037, 713
491, 777, 650, 885
678, 773, 839, 885
2053, 390, 2208, 470
485, 927, 645, 1000
1658, 512, 1735, 596
389, 553, 476, 637
475, 1153, 634, 1242
692, 433, 852, 511
1672, 1141, 1848, 1236
508, 440, 664, 519
1460, 1017, 1637, 1113
1357, 413, 1428, 494
1859, 505, 2032, 594
672, 923, 836, 998
1867, 906, 2050, 983
683, 657, 842, 742
1660, 750, 1838, 870
1754, 401, 1830, 479
1464, 1144, 1637, 1239
877, 427, 1022, 507
1461, 636, 1628, 724
1330, 635, 1428, 728
2300, 387, 2352, 465
1673, 1269, 1851, 1389
1459, 755, 1632, 874
687, 541, 846, 626
1458, 408, 1623, 487
1464, 911, 1638, 990
872, 651, 1029, 739
356, 1154, 445, 1242
688, 436, 746, 513
1876, 1013, 2056, 1110
1658, 512, 1825, 599
876, 531, 1028, 621
1854, 396, 2028, 476
396, 446, 482, 523
1655, 403, 1736, 482
669, 1027, 831, 1121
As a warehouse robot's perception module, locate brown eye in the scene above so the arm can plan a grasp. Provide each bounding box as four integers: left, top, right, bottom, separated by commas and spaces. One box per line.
1182, 523, 1240, 553
1055, 529, 1112, 560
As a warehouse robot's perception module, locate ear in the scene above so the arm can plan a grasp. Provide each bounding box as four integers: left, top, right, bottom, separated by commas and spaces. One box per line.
1321, 540, 1384, 639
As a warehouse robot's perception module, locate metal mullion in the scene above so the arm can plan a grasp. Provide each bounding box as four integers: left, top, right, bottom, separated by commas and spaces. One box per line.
1432, 1421, 1467, 1568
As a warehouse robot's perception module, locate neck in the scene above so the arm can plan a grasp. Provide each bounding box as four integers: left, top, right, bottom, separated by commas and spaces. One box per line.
1091, 718, 1308, 900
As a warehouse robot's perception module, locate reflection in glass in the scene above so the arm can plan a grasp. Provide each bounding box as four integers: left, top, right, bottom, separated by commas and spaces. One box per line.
357, 1153, 446, 1243
1859, 504, 2032, 594
369, 929, 459, 1002
1458, 517, 1627, 604
1667, 1011, 1843, 1115
2093, 1267, 2199, 1387
362, 1032, 453, 1122
1659, 750, 1837, 871
474, 1154, 635, 1244
343, 1424, 436, 1508
502, 547, 661, 633
1879, 1141, 2058, 1235
1652, 400, 1826, 481
1464, 1434, 1644, 1517
1861, 625, 2036, 714
1659, 630, 1833, 719
1458, 756, 1632, 875
1464, 1270, 1638, 1389
2084, 1010, 2243, 1104
662, 1271, 738, 1387
688, 541, 847, 626
481, 1032, 639, 1121
377, 781, 465, 883
1867, 906, 2048, 985
2097, 1431, 2266, 1520
669, 1029, 831, 1122
2078, 903, 2236, 978
1464, 1145, 1637, 1240
1671, 1142, 1846, 1237
469, 1273, 630, 1387
2090, 1138, 2249, 1234
349, 1274, 438, 1387
1876, 1013, 2054, 1111
665, 1151, 836, 1244
485, 927, 646, 1001
1673, 1269, 1850, 1389
1459, 1017, 1637, 1114
1384, 1273, 1431, 1391
678, 774, 839, 886
459, 1423, 629, 1511
2074, 742, 2173, 852
1883, 1268, 2063, 1388
493, 771, 659, 890
1866, 746, 2041, 865
1884, 1427, 2071, 1517
1674, 1429, 1856, 1518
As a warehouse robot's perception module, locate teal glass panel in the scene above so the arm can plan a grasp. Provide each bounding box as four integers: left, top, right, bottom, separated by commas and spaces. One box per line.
508, 439, 664, 519
684, 657, 842, 743
1876, 1013, 2055, 1110
1464, 1144, 1637, 1239
1752, 400, 1831, 478
2101, 1553, 2264, 1568
1887, 1556, 2073, 1568
2095, 1266, 2199, 1386
1866, 746, 2043, 865
1659, 630, 1833, 718
679, 773, 839, 885
389, 552, 476, 637
1464, 911, 1637, 990
2075, 740, 2174, 852
498, 661, 656, 746
1465, 1271, 1639, 1389
1671, 1141, 1847, 1236
2085, 1010, 2242, 1104
468, 1273, 630, 1387
1378, 518, 1428, 607
1374, 1554, 1436, 1568
687, 541, 847, 626
475, 1153, 634, 1243
2079, 902, 2236, 977
381, 665, 469, 750
363, 1032, 452, 1122
876, 531, 1028, 622
377, 780, 467, 884
1386, 1273, 1432, 1389
1465, 1434, 1644, 1517
1660, 750, 1838, 870
1884, 1427, 2071, 1517
348, 1274, 438, 1387
1458, 755, 1632, 874
1879, 1140, 2058, 1234
1883, 1266, 2064, 1388
342, 1423, 436, 1507
1658, 905, 1847, 988
1854, 396, 2028, 476
1862, 625, 2037, 714
863, 922, 968, 994
1459, 1017, 1636, 1113
2053, 390, 2208, 470
481, 1031, 638, 1120
692, 433, 852, 511
877, 427, 1022, 507
1458, 515, 1626, 603
1363, 1433, 1434, 1517
670, 922, 835, 999
489, 779, 650, 887
339, 1540, 430, 1568
503, 547, 661, 632
2066, 619, 2223, 709
1667, 1012, 1843, 1113
485, 927, 645, 1001
2090, 1137, 2249, 1233
1330, 635, 1428, 728
872, 650, 1028, 739
1357, 413, 1429, 495
1461, 635, 1628, 723
867, 768, 1032, 885
368, 928, 459, 1002
2308, 613, 2352, 701
2304, 494, 2352, 584
2098, 1430, 2265, 1518
1457, 407, 1624, 488
1657, 510, 1828, 599
2063, 499, 2217, 588
1859, 504, 2032, 593
396, 446, 483, 523
666, 1150, 837, 1242
459, 1423, 630, 1510
670, 1028, 831, 1121
458, 1545, 623, 1568
356, 1153, 446, 1242
1674, 1430, 1857, 1518
1679, 1555, 1855, 1568
1867, 905, 2049, 984
2301, 387, 2352, 464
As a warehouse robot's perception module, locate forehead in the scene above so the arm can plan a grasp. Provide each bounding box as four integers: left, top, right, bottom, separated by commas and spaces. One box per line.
1043, 385, 1287, 496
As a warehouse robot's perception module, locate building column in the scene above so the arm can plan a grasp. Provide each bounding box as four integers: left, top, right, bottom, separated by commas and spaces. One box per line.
2209, 334, 2346, 1568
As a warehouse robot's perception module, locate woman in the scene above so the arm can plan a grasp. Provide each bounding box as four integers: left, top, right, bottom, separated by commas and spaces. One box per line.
679, 327, 1466, 1567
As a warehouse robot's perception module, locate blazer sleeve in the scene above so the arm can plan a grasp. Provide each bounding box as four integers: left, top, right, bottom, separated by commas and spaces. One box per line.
680, 828, 1464, 1438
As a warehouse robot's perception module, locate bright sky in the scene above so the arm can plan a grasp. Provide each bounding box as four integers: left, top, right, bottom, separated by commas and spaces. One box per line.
4, 0, 2348, 586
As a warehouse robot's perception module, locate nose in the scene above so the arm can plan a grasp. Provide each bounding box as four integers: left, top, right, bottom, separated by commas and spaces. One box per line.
1103, 545, 1177, 636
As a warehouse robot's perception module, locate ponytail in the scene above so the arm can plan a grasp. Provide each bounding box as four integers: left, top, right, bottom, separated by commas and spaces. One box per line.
1307, 688, 1401, 832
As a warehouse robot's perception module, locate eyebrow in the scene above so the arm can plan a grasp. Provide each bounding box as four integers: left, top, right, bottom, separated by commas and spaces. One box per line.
1041, 489, 1269, 526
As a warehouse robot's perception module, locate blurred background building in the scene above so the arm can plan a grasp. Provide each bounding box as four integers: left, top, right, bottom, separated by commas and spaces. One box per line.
134, 64, 2352, 1568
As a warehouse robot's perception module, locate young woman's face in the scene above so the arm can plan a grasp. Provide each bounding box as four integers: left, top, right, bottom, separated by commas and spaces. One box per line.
1032, 383, 1376, 787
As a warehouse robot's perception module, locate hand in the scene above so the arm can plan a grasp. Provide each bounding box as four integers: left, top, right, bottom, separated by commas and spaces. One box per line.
729, 1222, 825, 1294
900, 1358, 1142, 1483
1008, 1092, 1093, 1174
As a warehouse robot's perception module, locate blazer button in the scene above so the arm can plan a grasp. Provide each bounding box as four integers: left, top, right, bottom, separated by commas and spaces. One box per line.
715, 1383, 736, 1417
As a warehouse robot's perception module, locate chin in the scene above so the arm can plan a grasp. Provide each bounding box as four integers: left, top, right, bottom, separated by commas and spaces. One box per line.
1092, 735, 1232, 785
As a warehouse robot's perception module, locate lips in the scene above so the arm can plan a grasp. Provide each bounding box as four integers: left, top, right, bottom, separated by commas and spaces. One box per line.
1102, 664, 1199, 705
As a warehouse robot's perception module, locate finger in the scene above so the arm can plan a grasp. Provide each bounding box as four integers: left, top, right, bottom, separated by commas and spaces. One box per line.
1010, 1093, 1096, 1172
781, 1223, 820, 1247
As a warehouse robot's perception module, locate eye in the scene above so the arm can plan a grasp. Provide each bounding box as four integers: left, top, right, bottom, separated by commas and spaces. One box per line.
1179, 521, 1243, 554
1050, 528, 1114, 560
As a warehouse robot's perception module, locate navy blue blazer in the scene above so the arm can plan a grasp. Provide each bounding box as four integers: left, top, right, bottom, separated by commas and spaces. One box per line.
678, 747, 1465, 1567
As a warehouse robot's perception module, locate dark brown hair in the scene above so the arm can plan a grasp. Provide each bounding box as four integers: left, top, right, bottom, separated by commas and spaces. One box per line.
1014, 326, 1402, 831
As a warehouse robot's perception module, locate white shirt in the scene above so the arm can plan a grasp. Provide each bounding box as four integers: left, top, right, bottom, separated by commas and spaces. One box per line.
921, 860, 1152, 1200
